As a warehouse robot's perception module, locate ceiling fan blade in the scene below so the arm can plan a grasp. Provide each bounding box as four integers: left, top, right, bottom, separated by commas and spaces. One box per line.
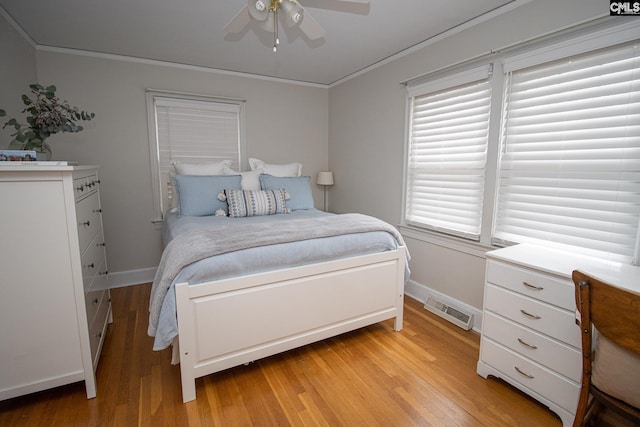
298, 9, 325, 40
224, 6, 251, 33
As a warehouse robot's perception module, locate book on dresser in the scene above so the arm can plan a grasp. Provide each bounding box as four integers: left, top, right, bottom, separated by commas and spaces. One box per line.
0, 165, 112, 400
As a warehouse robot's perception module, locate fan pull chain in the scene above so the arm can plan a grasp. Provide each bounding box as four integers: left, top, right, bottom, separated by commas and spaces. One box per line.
273, 9, 279, 52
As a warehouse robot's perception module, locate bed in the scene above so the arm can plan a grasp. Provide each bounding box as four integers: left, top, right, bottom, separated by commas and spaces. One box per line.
147, 160, 409, 403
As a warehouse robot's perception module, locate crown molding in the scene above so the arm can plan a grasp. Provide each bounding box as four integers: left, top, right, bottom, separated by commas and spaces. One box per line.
0, 5, 36, 48
36, 45, 329, 89
328, 0, 533, 88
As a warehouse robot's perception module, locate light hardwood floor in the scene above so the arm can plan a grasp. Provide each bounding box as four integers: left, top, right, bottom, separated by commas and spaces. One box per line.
0, 283, 563, 427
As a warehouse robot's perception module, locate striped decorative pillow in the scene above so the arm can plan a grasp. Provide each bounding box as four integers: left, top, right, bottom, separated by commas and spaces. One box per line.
222, 189, 290, 218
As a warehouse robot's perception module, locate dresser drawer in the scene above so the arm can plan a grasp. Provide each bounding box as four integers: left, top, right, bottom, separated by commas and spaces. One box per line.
481, 338, 580, 413
81, 232, 107, 289
486, 260, 575, 310
88, 290, 111, 368
85, 289, 106, 329
87, 257, 109, 293
76, 192, 102, 253
73, 173, 98, 202
485, 284, 581, 348
482, 311, 581, 383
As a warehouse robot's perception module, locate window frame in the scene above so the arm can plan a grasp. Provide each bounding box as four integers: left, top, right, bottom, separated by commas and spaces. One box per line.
401, 19, 640, 265
403, 65, 493, 241
146, 89, 246, 223
493, 40, 640, 264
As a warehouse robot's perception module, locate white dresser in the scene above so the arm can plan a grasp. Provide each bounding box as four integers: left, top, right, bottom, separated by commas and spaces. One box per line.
477, 244, 640, 426
0, 165, 112, 400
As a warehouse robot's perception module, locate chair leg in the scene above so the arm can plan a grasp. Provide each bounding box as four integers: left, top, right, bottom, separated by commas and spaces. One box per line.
584, 400, 602, 427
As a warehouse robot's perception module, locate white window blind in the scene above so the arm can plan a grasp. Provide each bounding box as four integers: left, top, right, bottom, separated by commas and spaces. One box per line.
148, 94, 244, 221
405, 67, 492, 240
494, 42, 640, 263
156, 98, 241, 168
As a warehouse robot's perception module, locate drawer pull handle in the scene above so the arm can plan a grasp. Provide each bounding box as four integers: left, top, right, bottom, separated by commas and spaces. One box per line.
520, 309, 541, 320
517, 337, 538, 350
523, 281, 543, 291
82, 220, 91, 227
97, 242, 106, 247
96, 332, 102, 339
514, 366, 534, 379
93, 208, 102, 213
92, 298, 99, 304
99, 270, 109, 276
87, 262, 95, 269
76, 185, 84, 192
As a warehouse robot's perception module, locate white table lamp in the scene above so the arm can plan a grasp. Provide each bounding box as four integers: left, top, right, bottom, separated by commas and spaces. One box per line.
317, 171, 334, 211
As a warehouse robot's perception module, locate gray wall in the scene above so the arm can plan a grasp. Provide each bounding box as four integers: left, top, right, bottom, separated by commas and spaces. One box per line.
0, 0, 610, 310
32, 51, 328, 281
328, 0, 607, 311
0, 12, 37, 148
0, 10, 328, 285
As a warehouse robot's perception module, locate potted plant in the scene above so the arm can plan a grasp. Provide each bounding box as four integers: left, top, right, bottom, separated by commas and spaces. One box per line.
0, 83, 95, 160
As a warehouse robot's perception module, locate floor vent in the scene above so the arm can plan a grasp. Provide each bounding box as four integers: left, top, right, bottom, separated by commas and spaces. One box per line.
424, 296, 473, 330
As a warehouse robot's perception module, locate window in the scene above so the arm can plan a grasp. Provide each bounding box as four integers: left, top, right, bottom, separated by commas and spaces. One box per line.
405, 66, 492, 240
146, 91, 245, 222
404, 21, 640, 264
494, 41, 640, 264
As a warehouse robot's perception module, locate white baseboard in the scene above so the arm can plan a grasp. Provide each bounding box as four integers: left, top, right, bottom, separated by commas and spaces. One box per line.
405, 279, 483, 333
108, 267, 157, 289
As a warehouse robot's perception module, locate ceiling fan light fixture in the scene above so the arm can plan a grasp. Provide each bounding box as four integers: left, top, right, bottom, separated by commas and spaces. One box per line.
226, 0, 364, 50
280, 0, 304, 27
248, 0, 269, 20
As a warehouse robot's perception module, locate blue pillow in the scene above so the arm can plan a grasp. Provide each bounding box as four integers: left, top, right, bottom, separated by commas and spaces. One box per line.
259, 174, 314, 210
172, 174, 242, 216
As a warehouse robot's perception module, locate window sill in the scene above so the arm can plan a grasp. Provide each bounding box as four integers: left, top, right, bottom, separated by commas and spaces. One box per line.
398, 225, 495, 258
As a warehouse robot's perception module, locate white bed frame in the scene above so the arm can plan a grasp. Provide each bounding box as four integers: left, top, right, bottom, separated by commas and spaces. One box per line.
174, 246, 407, 402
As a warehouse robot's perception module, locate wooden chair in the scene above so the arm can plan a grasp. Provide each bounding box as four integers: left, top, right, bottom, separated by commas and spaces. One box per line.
572, 270, 640, 427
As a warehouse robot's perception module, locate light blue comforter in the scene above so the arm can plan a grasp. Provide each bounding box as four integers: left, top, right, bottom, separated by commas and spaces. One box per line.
149, 209, 408, 350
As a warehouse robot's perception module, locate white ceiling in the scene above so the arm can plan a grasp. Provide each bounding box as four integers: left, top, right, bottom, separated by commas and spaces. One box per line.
0, 0, 519, 86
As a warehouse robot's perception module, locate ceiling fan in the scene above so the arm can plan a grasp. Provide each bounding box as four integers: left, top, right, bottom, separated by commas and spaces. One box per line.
224, 0, 370, 52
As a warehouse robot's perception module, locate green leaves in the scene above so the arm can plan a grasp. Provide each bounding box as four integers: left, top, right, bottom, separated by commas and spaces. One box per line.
0, 83, 95, 148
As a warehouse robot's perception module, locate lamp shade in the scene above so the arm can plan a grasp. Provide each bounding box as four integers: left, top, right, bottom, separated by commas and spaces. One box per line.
317, 171, 334, 186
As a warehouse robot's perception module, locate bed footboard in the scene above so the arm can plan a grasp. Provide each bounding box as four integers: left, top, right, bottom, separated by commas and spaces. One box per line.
175, 247, 406, 403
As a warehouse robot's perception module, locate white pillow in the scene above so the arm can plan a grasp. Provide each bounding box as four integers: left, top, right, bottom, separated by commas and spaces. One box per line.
173, 160, 231, 175
248, 157, 302, 177
224, 167, 261, 190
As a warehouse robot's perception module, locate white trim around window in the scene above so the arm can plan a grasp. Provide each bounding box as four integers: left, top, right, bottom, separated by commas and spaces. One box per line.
146, 89, 246, 222
404, 65, 493, 240
402, 20, 640, 265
